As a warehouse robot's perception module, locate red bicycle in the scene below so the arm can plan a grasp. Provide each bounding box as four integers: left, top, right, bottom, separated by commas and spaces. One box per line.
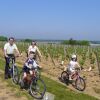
61, 68, 86, 91
19, 68, 46, 99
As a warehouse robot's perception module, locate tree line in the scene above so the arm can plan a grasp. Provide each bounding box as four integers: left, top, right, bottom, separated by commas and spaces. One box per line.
0, 36, 90, 46
62, 38, 90, 46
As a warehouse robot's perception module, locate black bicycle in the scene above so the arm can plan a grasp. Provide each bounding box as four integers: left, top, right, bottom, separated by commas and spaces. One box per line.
8, 56, 19, 84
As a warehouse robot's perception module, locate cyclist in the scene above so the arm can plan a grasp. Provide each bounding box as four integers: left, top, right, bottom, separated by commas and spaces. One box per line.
28, 41, 42, 61
23, 51, 39, 80
64, 54, 81, 80
4, 37, 20, 79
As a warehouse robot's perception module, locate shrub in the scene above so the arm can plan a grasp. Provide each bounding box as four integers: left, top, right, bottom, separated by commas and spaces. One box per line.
62, 38, 89, 46
0, 36, 7, 41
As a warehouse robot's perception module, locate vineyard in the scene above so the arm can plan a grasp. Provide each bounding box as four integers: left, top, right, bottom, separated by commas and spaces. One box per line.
0, 41, 100, 71
0, 41, 100, 77
0, 41, 100, 99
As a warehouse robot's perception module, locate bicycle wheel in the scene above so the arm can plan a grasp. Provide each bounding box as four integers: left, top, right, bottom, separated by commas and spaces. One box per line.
12, 66, 19, 84
30, 78, 46, 99
75, 77, 86, 91
35, 69, 41, 78
19, 71, 24, 88
61, 71, 69, 83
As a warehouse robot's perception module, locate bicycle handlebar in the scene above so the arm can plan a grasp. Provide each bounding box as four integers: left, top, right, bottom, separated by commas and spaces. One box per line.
7, 54, 22, 59
75, 68, 81, 70
75, 68, 81, 73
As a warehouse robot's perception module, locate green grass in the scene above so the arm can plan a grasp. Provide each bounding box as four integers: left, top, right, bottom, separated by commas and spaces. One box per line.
0, 58, 33, 100
42, 76, 98, 100
0, 57, 98, 100
0, 73, 33, 100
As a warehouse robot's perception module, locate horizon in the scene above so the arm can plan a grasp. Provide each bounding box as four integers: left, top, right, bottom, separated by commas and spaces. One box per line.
1, 35, 100, 42
0, 0, 100, 40
1, 34, 100, 41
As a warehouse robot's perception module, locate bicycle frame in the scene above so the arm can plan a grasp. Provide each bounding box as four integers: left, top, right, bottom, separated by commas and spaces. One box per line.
61, 69, 86, 91
10, 57, 15, 65
8, 57, 17, 78
24, 70, 36, 84
71, 70, 80, 80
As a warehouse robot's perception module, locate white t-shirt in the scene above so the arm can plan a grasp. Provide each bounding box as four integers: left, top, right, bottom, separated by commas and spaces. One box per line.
68, 60, 78, 70
28, 45, 37, 53
4, 42, 18, 54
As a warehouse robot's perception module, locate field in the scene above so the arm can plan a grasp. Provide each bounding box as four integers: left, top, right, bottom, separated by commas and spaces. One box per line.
0, 41, 100, 100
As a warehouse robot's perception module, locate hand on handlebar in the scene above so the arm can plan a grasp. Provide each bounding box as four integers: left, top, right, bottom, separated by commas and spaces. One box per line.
5, 54, 8, 58
75, 67, 81, 71
81, 66, 84, 70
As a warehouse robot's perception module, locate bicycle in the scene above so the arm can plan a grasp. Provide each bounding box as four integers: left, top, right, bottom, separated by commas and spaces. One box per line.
19, 68, 46, 99
7, 56, 19, 84
61, 68, 86, 91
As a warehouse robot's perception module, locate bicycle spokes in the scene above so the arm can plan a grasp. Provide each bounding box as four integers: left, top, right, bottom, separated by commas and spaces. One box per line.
75, 77, 86, 91
30, 78, 46, 99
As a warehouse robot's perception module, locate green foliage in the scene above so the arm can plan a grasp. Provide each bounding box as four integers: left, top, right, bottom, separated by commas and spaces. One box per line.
79, 60, 85, 66
78, 40, 89, 46
22, 39, 32, 43
62, 38, 89, 46
0, 42, 100, 100
0, 36, 7, 41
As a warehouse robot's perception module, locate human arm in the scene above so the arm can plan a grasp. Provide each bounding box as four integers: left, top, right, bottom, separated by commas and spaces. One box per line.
14, 44, 20, 56
33, 60, 39, 68
28, 46, 31, 56
77, 62, 81, 68
36, 47, 42, 61
4, 43, 8, 57
75, 62, 81, 70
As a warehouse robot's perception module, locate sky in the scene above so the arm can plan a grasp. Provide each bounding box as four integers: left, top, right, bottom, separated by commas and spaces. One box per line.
0, 0, 100, 40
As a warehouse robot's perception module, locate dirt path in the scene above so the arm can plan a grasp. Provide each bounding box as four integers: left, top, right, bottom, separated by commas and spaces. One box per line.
0, 71, 27, 100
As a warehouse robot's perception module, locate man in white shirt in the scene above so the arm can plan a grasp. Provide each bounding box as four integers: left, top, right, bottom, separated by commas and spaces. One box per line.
4, 37, 20, 79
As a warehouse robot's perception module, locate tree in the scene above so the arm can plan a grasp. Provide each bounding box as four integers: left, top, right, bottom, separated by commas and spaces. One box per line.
61, 38, 89, 46
23, 39, 32, 42
0, 36, 7, 41
69, 38, 76, 45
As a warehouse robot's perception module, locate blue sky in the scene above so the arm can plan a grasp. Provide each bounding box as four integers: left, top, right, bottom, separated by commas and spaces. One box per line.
0, 0, 100, 40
